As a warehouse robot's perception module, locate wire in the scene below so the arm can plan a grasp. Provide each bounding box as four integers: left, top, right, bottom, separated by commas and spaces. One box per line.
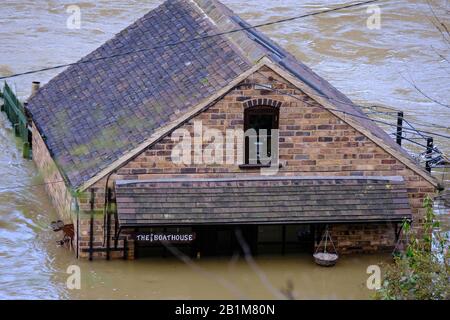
255, 71, 450, 140
388, 133, 430, 149
342, 105, 449, 131
403, 118, 428, 140
360, 105, 399, 112
399, 116, 449, 130
327, 101, 449, 130
250, 77, 450, 162
2, 0, 446, 135
0, 0, 382, 80
335, 104, 449, 131
2, 0, 449, 189
251, 75, 449, 162
253, 73, 450, 140
360, 106, 449, 130
2, 0, 447, 133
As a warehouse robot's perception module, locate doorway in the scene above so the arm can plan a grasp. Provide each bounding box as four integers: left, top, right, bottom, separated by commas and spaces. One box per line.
192, 225, 258, 257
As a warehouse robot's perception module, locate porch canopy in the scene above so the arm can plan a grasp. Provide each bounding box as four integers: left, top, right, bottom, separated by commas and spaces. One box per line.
114, 176, 412, 228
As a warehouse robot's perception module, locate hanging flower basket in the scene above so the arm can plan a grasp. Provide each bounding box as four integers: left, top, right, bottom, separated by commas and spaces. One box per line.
313, 252, 339, 267
313, 226, 339, 267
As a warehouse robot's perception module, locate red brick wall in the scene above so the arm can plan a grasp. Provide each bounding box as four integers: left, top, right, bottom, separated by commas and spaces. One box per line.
32, 122, 73, 218
31, 122, 80, 254
328, 223, 397, 254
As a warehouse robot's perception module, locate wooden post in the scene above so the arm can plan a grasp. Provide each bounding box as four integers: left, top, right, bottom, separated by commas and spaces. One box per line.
14, 123, 20, 137
396, 111, 403, 146
251, 225, 258, 257
123, 237, 128, 260
134, 228, 139, 260
89, 189, 95, 261
114, 204, 119, 249
162, 227, 167, 258
22, 142, 30, 159
106, 188, 112, 260
281, 225, 286, 255
425, 137, 434, 172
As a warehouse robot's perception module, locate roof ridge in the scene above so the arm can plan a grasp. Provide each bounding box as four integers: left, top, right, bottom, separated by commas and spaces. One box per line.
187, 0, 256, 64
192, 0, 270, 64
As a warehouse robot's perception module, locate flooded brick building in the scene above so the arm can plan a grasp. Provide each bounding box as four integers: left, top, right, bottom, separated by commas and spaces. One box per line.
26, 0, 438, 260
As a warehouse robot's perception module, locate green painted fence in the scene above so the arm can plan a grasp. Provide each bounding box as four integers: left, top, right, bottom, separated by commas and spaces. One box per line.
1, 82, 31, 158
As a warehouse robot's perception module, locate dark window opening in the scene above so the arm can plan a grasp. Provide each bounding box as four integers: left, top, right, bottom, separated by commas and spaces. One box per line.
244, 106, 279, 165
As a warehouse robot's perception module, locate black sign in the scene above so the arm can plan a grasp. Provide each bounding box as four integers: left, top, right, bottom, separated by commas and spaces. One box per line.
134, 232, 196, 244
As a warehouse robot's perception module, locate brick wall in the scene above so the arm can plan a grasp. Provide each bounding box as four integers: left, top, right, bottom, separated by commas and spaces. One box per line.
31, 122, 80, 254
76, 217, 134, 260
327, 223, 397, 254
43, 66, 436, 258
32, 122, 73, 219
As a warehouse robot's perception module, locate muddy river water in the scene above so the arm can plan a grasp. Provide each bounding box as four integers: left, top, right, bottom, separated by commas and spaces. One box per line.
0, 0, 449, 299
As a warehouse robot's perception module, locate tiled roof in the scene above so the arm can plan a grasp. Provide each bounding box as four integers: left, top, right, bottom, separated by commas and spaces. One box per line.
27, 0, 251, 187
27, 0, 411, 189
115, 176, 412, 226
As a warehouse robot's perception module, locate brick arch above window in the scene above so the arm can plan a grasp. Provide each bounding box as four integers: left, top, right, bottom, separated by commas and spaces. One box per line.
242, 98, 283, 109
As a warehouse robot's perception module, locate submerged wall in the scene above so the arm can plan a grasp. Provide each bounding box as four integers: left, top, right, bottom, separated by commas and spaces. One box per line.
31, 121, 80, 254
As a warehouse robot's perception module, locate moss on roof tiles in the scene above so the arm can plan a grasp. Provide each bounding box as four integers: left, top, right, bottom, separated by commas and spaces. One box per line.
27, 0, 408, 189
27, 0, 251, 188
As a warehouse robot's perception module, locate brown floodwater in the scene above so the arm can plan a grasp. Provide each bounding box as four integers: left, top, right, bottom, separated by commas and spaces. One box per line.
0, 0, 449, 299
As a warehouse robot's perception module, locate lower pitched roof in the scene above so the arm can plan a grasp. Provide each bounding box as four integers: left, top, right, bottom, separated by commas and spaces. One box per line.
115, 176, 412, 227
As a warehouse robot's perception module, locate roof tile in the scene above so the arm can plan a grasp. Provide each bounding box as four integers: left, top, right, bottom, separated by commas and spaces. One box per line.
115, 177, 412, 226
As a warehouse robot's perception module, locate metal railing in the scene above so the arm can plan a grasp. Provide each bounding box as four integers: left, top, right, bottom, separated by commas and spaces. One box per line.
365, 105, 449, 172
1, 82, 31, 158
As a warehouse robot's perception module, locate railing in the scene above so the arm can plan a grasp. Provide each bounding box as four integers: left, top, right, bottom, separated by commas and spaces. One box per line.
1, 82, 31, 158
364, 105, 449, 172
